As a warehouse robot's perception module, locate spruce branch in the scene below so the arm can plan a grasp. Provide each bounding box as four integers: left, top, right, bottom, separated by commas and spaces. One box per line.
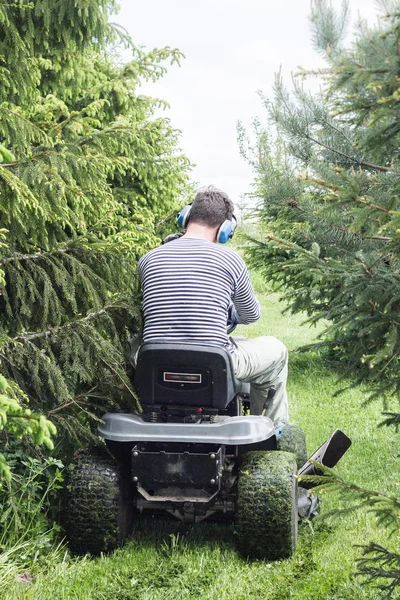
300, 174, 392, 213
378, 412, 400, 430
0, 106, 50, 142
356, 543, 400, 595
356, 196, 391, 214
14, 303, 129, 344
0, 150, 54, 168
304, 132, 390, 172
46, 387, 106, 416
298, 463, 400, 535
101, 358, 140, 408
264, 232, 327, 264
0, 246, 70, 265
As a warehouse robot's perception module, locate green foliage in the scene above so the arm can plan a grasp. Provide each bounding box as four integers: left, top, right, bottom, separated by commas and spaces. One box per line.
299, 463, 400, 536
0, 0, 121, 106
240, 2, 400, 406
0, 219, 57, 480
357, 543, 400, 597
309, 0, 350, 56
0, 375, 56, 481
0, 0, 191, 467
240, 2, 400, 594
299, 463, 400, 594
0, 450, 63, 568
0, 0, 190, 558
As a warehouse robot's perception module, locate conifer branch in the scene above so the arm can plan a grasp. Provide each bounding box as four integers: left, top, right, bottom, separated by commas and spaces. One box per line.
356, 543, 400, 595
379, 412, 400, 429
14, 303, 129, 343
298, 465, 400, 536
155, 209, 181, 228
1, 106, 50, 140
47, 387, 104, 416
101, 359, 139, 406
265, 232, 326, 263
355, 196, 391, 214
301, 174, 391, 213
0, 151, 53, 168
0, 246, 70, 264
322, 118, 354, 146
305, 132, 390, 172
0, 208, 124, 267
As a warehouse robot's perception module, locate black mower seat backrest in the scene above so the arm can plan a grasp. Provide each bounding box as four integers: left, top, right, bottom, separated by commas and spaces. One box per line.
135, 342, 242, 409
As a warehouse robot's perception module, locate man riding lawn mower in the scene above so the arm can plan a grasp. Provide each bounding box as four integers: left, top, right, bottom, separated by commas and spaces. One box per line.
65, 186, 351, 560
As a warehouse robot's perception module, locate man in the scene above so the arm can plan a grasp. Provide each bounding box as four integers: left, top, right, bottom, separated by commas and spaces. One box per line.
137, 186, 289, 426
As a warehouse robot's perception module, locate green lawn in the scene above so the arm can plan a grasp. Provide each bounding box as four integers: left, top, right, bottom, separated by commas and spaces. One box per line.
5, 289, 399, 600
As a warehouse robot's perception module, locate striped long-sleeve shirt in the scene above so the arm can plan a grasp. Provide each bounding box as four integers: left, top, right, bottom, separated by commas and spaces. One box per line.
138, 237, 260, 353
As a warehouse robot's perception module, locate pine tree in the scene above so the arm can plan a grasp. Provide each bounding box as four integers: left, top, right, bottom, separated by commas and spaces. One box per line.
0, 1, 190, 463
240, 0, 400, 591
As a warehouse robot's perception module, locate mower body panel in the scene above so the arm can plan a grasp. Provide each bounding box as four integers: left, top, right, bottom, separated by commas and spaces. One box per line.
98, 412, 275, 445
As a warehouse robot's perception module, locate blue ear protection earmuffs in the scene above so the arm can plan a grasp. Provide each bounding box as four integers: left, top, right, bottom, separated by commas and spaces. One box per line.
217, 215, 237, 244
177, 204, 192, 229
177, 204, 237, 244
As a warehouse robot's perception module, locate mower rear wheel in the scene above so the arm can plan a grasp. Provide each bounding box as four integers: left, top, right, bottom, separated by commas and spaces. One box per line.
235, 450, 298, 560
64, 447, 134, 555
277, 424, 308, 469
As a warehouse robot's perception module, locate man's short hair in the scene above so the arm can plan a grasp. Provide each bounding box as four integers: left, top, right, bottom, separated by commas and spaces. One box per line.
190, 185, 234, 228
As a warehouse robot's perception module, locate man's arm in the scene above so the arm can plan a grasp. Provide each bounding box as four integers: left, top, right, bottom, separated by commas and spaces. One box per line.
231, 265, 261, 324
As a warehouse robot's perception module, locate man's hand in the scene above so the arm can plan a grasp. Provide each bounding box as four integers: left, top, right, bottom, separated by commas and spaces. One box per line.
227, 303, 239, 333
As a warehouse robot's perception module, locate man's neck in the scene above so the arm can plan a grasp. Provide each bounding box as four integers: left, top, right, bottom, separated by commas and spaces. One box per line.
183, 223, 218, 243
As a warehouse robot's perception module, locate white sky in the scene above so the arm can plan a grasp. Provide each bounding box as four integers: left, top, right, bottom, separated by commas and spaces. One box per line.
114, 0, 381, 205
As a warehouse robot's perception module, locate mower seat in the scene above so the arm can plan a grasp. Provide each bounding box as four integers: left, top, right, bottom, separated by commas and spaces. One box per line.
135, 342, 249, 409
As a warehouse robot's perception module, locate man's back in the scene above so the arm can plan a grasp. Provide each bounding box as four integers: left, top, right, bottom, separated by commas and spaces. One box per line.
138, 236, 260, 352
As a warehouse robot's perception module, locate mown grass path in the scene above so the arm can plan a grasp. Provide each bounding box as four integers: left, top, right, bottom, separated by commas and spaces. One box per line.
9, 292, 399, 600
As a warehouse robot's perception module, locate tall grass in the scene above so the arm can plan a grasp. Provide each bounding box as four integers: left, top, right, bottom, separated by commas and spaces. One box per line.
0, 456, 64, 593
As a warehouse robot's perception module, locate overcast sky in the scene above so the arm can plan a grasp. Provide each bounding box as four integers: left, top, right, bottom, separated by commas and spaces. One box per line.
114, 0, 381, 205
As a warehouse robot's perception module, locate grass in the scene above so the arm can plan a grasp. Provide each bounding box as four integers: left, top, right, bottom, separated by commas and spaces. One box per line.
5, 282, 399, 600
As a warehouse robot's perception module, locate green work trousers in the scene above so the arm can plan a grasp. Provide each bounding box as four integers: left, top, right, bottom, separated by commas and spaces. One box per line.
231, 336, 289, 426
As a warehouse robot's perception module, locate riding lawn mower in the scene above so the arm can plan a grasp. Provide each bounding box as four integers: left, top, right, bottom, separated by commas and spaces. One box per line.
64, 338, 351, 560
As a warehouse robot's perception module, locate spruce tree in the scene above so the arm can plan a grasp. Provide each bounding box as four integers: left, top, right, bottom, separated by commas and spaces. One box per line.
240, 0, 400, 592
241, 0, 400, 407
0, 1, 190, 464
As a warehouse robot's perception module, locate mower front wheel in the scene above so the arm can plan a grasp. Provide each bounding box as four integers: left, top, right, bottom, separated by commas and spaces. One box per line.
277, 424, 308, 469
235, 450, 298, 560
